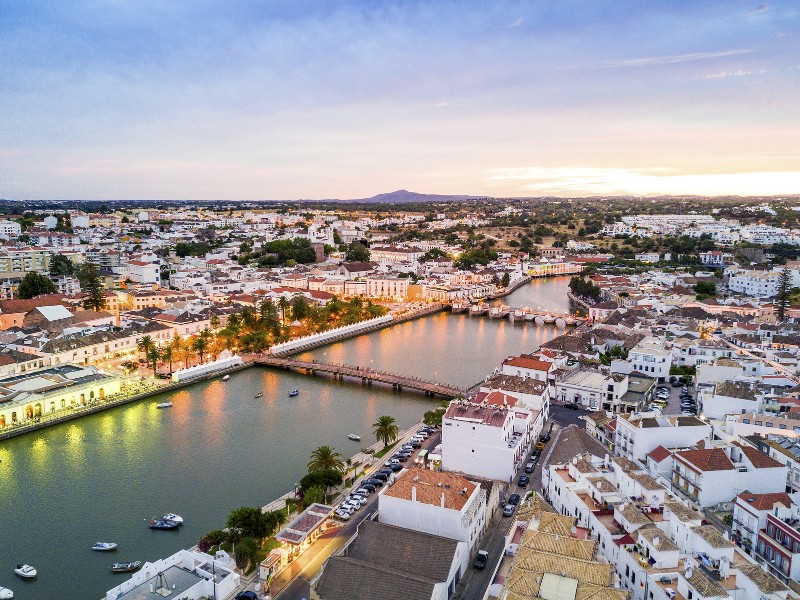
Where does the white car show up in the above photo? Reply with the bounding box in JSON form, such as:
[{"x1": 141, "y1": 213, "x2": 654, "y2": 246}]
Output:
[
  {"x1": 341, "y1": 501, "x2": 360, "y2": 511},
  {"x1": 334, "y1": 510, "x2": 351, "y2": 520},
  {"x1": 351, "y1": 494, "x2": 368, "y2": 504},
  {"x1": 356, "y1": 487, "x2": 371, "y2": 495},
  {"x1": 647, "y1": 404, "x2": 663, "y2": 412}
]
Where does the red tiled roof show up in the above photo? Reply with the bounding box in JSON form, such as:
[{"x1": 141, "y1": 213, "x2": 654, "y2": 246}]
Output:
[
  {"x1": 737, "y1": 444, "x2": 784, "y2": 469},
  {"x1": 474, "y1": 390, "x2": 518, "y2": 408},
  {"x1": 737, "y1": 492, "x2": 792, "y2": 512},
  {"x1": 503, "y1": 356, "x2": 553, "y2": 372},
  {"x1": 675, "y1": 448, "x2": 734, "y2": 472},
  {"x1": 444, "y1": 402, "x2": 508, "y2": 428},
  {"x1": 648, "y1": 445, "x2": 672, "y2": 463}
]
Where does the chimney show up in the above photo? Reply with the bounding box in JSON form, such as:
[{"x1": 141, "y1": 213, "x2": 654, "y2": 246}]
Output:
[
  {"x1": 653, "y1": 535, "x2": 660, "y2": 548},
  {"x1": 441, "y1": 493, "x2": 446, "y2": 508},
  {"x1": 412, "y1": 486, "x2": 417, "y2": 502}
]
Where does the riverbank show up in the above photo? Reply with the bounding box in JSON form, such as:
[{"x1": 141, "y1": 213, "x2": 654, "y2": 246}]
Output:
[
  {"x1": 566, "y1": 289, "x2": 594, "y2": 309},
  {"x1": 493, "y1": 274, "x2": 533, "y2": 298},
  {"x1": 0, "y1": 361, "x2": 252, "y2": 442}
]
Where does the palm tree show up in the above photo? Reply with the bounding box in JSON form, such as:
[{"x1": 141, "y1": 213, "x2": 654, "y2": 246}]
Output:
[
  {"x1": 192, "y1": 335, "x2": 209, "y2": 363},
  {"x1": 161, "y1": 345, "x2": 174, "y2": 373},
  {"x1": 278, "y1": 297, "x2": 290, "y2": 325},
  {"x1": 146, "y1": 345, "x2": 162, "y2": 375},
  {"x1": 307, "y1": 445, "x2": 345, "y2": 474},
  {"x1": 209, "y1": 313, "x2": 220, "y2": 330},
  {"x1": 373, "y1": 415, "x2": 399, "y2": 449},
  {"x1": 136, "y1": 335, "x2": 154, "y2": 360}
]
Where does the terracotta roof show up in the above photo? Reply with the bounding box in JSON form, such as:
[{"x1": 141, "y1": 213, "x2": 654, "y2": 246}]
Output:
[
  {"x1": 648, "y1": 445, "x2": 672, "y2": 463},
  {"x1": 474, "y1": 390, "x2": 518, "y2": 408},
  {"x1": 503, "y1": 356, "x2": 553, "y2": 372},
  {"x1": 736, "y1": 491, "x2": 792, "y2": 512},
  {"x1": 0, "y1": 295, "x2": 67, "y2": 315},
  {"x1": 383, "y1": 470, "x2": 477, "y2": 511},
  {"x1": 737, "y1": 444, "x2": 784, "y2": 469},
  {"x1": 675, "y1": 448, "x2": 734, "y2": 472},
  {"x1": 445, "y1": 402, "x2": 509, "y2": 428}
]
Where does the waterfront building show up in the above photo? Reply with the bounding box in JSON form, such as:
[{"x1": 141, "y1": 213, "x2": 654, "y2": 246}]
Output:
[
  {"x1": 365, "y1": 275, "x2": 409, "y2": 300},
  {"x1": 379, "y1": 469, "x2": 487, "y2": 552},
  {"x1": 105, "y1": 549, "x2": 240, "y2": 600},
  {"x1": 274, "y1": 503, "x2": 334, "y2": 561},
  {"x1": 555, "y1": 369, "x2": 636, "y2": 413},
  {"x1": 0, "y1": 364, "x2": 120, "y2": 430}
]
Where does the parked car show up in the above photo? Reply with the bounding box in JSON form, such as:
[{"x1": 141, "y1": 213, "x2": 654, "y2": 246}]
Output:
[
  {"x1": 356, "y1": 487, "x2": 372, "y2": 495},
  {"x1": 410, "y1": 440, "x2": 422, "y2": 448},
  {"x1": 474, "y1": 550, "x2": 489, "y2": 570},
  {"x1": 518, "y1": 475, "x2": 530, "y2": 487},
  {"x1": 564, "y1": 402, "x2": 580, "y2": 410},
  {"x1": 371, "y1": 472, "x2": 388, "y2": 481},
  {"x1": 365, "y1": 478, "x2": 383, "y2": 487},
  {"x1": 672, "y1": 380, "x2": 683, "y2": 387},
  {"x1": 361, "y1": 483, "x2": 377, "y2": 492},
  {"x1": 395, "y1": 455, "x2": 408, "y2": 462},
  {"x1": 503, "y1": 503, "x2": 515, "y2": 517},
  {"x1": 509, "y1": 493, "x2": 521, "y2": 505},
  {"x1": 236, "y1": 592, "x2": 259, "y2": 600},
  {"x1": 377, "y1": 468, "x2": 393, "y2": 476},
  {"x1": 646, "y1": 404, "x2": 663, "y2": 412},
  {"x1": 389, "y1": 463, "x2": 403, "y2": 472},
  {"x1": 524, "y1": 461, "x2": 536, "y2": 473},
  {"x1": 334, "y1": 510, "x2": 351, "y2": 521},
  {"x1": 531, "y1": 449, "x2": 541, "y2": 458}
]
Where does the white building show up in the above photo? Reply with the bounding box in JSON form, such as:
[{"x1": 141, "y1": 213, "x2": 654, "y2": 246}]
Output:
[
  {"x1": 379, "y1": 469, "x2": 487, "y2": 552},
  {"x1": 614, "y1": 413, "x2": 710, "y2": 462},
  {"x1": 555, "y1": 369, "x2": 630, "y2": 413},
  {"x1": 728, "y1": 270, "x2": 780, "y2": 298},
  {"x1": 629, "y1": 336, "x2": 672, "y2": 382},
  {"x1": 732, "y1": 491, "x2": 793, "y2": 555},
  {"x1": 441, "y1": 396, "x2": 536, "y2": 482},
  {"x1": 0, "y1": 220, "x2": 22, "y2": 239}
]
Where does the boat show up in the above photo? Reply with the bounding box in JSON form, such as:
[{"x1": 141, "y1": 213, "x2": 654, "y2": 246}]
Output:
[
  {"x1": 254, "y1": 392, "x2": 263, "y2": 398},
  {"x1": 13, "y1": 565, "x2": 36, "y2": 579},
  {"x1": 0, "y1": 585, "x2": 13, "y2": 599},
  {"x1": 288, "y1": 389, "x2": 299, "y2": 397},
  {"x1": 111, "y1": 561, "x2": 142, "y2": 574},
  {"x1": 156, "y1": 402, "x2": 172, "y2": 409},
  {"x1": 348, "y1": 434, "x2": 361, "y2": 441},
  {"x1": 92, "y1": 542, "x2": 118, "y2": 551},
  {"x1": 162, "y1": 513, "x2": 184, "y2": 524},
  {"x1": 222, "y1": 374, "x2": 230, "y2": 381},
  {"x1": 148, "y1": 519, "x2": 180, "y2": 530}
]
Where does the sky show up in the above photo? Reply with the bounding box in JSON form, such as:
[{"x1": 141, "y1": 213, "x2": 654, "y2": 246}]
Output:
[{"x1": 1, "y1": 0, "x2": 799, "y2": 200}]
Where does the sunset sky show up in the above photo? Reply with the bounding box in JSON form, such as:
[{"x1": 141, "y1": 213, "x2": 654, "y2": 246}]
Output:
[{"x1": 1, "y1": 1, "x2": 798, "y2": 200}]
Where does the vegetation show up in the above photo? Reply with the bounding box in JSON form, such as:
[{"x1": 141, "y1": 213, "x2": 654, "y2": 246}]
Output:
[
  {"x1": 453, "y1": 248, "x2": 498, "y2": 269},
  {"x1": 48, "y1": 254, "x2": 76, "y2": 277},
  {"x1": 307, "y1": 445, "x2": 346, "y2": 474},
  {"x1": 694, "y1": 280, "x2": 717, "y2": 301},
  {"x1": 423, "y1": 401, "x2": 449, "y2": 427},
  {"x1": 237, "y1": 238, "x2": 318, "y2": 266},
  {"x1": 776, "y1": 267, "x2": 791, "y2": 321},
  {"x1": 77, "y1": 262, "x2": 107, "y2": 311},
  {"x1": 345, "y1": 241, "x2": 371, "y2": 262},
  {"x1": 599, "y1": 345, "x2": 629, "y2": 366},
  {"x1": 568, "y1": 276, "x2": 601, "y2": 300},
  {"x1": 17, "y1": 272, "x2": 57, "y2": 299},
  {"x1": 373, "y1": 415, "x2": 399, "y2": 449}
]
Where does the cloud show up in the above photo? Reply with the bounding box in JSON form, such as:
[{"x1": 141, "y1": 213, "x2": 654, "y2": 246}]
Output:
[
  {"x1": 562, "y1": 49, "x2": 754, "y2": 70},
  {"x1": 746, "y1": 3, "x2": 769, "y2": 16},
  {"x1": 434, "y1": 101, "x2": 453, "y2": 108},
  {"x1": 697, "y1": 69, "x2": 768, "y2": 79},
  {"x1": 509, "y1": 18, "x2": 523, "y2": 28}
]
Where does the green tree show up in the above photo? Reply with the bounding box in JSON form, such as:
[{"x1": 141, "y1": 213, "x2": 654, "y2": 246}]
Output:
[
  {"x1": 77, "y1": 262, "x2": 107, "y2": 310},
  {"x1": 227, "y1": 506, "x2": 272, "y2": 540},
  {"x1": 694, "y1": 281, "x2": 717, "y2": 297},
  {"x1": 500, "y1": 272, "x2": 511, "y2": 287},
  {"x1": 17, "y1": 272, "x2": 57, "y2": 299},
  {"x1": 299, "y1": 469, "x2": 344, "y2": 497},
  {"x1": 346, "y1": 242, "x2": 371, "y2": 262},
  {"x1": 192, "y1": 332, "x2": 210, "y2": 363},
  {"x1": 303, "y1": 485, "x2": 326, "y2": 508},
  {"x1": 307, "y1": 445, "x2": 345, "y2": 474},
  {"x1": 278, "y1": 297, "x2": 291, "y2": 325},
  {"x1": 423, "y1": 402, "x2": 448, "y2": 427},
  {"x1": 161, "y1": 344, "x2": 175, "y2": 373},
  {"x1": 233, "y1": 536, "x2": 258, "y2": 570},
  {"x1": 373, "y1": 415, "x2": 399, "y2": 449},
  {"x1": 136, "y1": 335, "x2": 154, "y2": 363},
  {"x1": 48, "y1": 254, "x2": 75, "y2": 277},
  {"x1": 777, "y1": 267, "x2": 791, "y2": 321},
  {"x1": 146, "y1": 345, "x2": 162, "y2": 375}
]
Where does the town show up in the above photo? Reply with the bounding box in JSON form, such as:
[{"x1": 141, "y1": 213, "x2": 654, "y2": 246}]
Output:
[{"x1": 2, "y1": 196, "x2": 800, "y2": 600}]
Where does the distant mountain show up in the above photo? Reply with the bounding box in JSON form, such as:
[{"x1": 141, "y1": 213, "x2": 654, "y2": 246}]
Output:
[{"x1": 354, "y1": 189, "x2": 485, "y2": 203}]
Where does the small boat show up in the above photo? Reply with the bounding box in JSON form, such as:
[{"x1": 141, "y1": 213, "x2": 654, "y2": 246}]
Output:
[
  {"x1": 13, "y1": 565, "x2": 36, "y2": 579},
  {"x1": 162, "y1": 513, "x2": 184, "y2": 524},
  {"x1": 156, "y1": 402, "x2": 172, "y2": 409},
  {"x1": 148, "y1": 519, "x2": 180, "y2": 530},
  {"x1": 0, "y1": 586, "x2": 13, "y2": 599},
  {"x1": 92, "y1": 542, "x2": 118, "y2": 552},
  {"x1": 111, "y1": 561, "x2": 142, "y2": 574},
  {"x1": 288, "y1": 389, "x2": 299, "y2": 397},
  {"x1": 348, "y1": 434, "x2": 361, "y2": 441},
  {"x1": 222, "y1": 374, "x2": 230, "y2": 381},
  {"x1": 254, "y1": 392, "x2": 263, "y2": 398}
]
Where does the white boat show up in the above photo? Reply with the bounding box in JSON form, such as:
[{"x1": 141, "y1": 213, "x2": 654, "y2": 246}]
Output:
[
  {"x1": 162, "y1": 513, "x2": 184, "y2": 524},
  {"x1": 13, "y1": 565, "x2": 36, "y2": 579},
  {"x1": 0, "y1": 585, "x2": 13, "y2": 599},
  {"x1": 348, "y1": 434, "x2": 361, "y2": 441},
  {"x1": 156, "y1": 402, "x2": 172, "y2": 409},
  {"x1": 92, "y1": 542, "x2": 118, "y2": 551},
  {"x1": 222, "y1": 374, "x2": 230, "y2": 381}
]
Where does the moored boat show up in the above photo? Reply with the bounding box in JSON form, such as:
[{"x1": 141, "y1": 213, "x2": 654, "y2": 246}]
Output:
[
  {"x1": 162, "y1": 513, "x2": 184, "y2": 524},
  {"x1": 111, "y1": 561, "x2": 142, "y2": 574},
  {"x1": 148, "y1": 519, "x2": 180, "y2": 530},
  {"x1": 156, "y1": 402, "x2": 172, "y2": 408},
  {"x1": 92, "y1": 542, "x2": 118, "y2": 551},
  {"x1": 13, "y1": 565, "x2": 36, "y2": 579},
  {"x1": 222, "y1": 374, "x2": 230, "y2": 381},
  {"x1": 254, "y1": 392, "x2": 263, "y2": 398},
  {"x1": 288, "y1": 389, "x2": 299, "y2": 397},
  {"x1": 348, "y1": 434, "x2": 361, "y2": 441},
  {"x1": 0, "y1": 585, "x2": 13, "y2": 599}
]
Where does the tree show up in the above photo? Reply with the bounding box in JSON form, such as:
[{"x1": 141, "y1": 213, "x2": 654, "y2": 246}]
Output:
[
  {"x1": 777, "y1": 267, "x2": 791, "y2": 321},
  {"x1": 146, "y1": 345, "x2": 162, "y2": 375},
  {"x1": 346, "y1": 242, "x2": 371, "y2": 262},
  {"x1": 278, "y1": 297, "x2": 291, "y2": 325},
  {"x1": 303, "y1": 485, "x2": 326, "y2": 508},
  {"x1": 299, "y1": 469, "x2": 343, "y2": 496},
  {"x1": 49, "y1": 254, "x2": 75, "y2": 277},
  {"x1": 78, "y1": 262, "x2": 107, "y2": 311},
  {"x1": 500, "y1": 272, "x2": 511, "y2": 287},
  {"x1": 17, "y1": 272, "x2": 57, "y2": 299},
  {"x1": 423, "y1": 403, "x2": 448, "y2": 427},
  {"x1": 161, "y1": 344, "x2": 175, "y2": 373},
  {"x1": 694, "y1": 281, "x2": 717, "y2": 298},
  {"x1": 227, "y1": 506, "x2": 272, "y2": 540},
  {"x1": 233, "y1": 536, "x2": 258, "y2": 570},
  {"x1": 307, "y1": 445, "x2": 345, "y2": 474},
  {"x1": 136, "y1": 335, "x2": 154, "y2": 361},
  {"x1": 373, "y1": 415, "x2": 399, "y2": 449},
  {"x1": 192, "y1": 330, "x2": 211, "y2": 363}
]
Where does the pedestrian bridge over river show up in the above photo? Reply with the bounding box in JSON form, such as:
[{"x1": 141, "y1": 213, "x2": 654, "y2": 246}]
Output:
[{"x1": 245, "y1": 354, "x2": 466, "y2": 398}]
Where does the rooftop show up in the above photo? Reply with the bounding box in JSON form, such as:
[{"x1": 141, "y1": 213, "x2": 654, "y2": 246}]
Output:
[
  {"x1": 383, "y1": 470, "x2": 477, "y2": 511},
  {"x1": 114, "y1": 565, "x2": 203, "y2": 600}
]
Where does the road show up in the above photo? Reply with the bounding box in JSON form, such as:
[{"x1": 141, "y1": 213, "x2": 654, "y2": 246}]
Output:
[{"x1": 271, "y1": 427, "x2": 442, "y2": 600}]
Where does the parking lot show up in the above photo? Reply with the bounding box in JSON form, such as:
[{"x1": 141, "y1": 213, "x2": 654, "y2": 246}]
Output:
[{"x1": 654, "y1": 380, "x2": 696, "y2": 417}]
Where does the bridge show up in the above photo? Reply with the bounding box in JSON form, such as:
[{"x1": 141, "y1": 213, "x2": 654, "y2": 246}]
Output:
[
  {"x1": 246, "y1": 354, "x2": 466, "y2": 398},
  {"x1": 450, "y1": 302, "x2": 586, "y2": 325}
]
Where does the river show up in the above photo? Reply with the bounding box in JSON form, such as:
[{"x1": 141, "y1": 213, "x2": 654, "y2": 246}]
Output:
[{"x1": 0, "y1": 277, "x2": 573, "y2": 600}]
